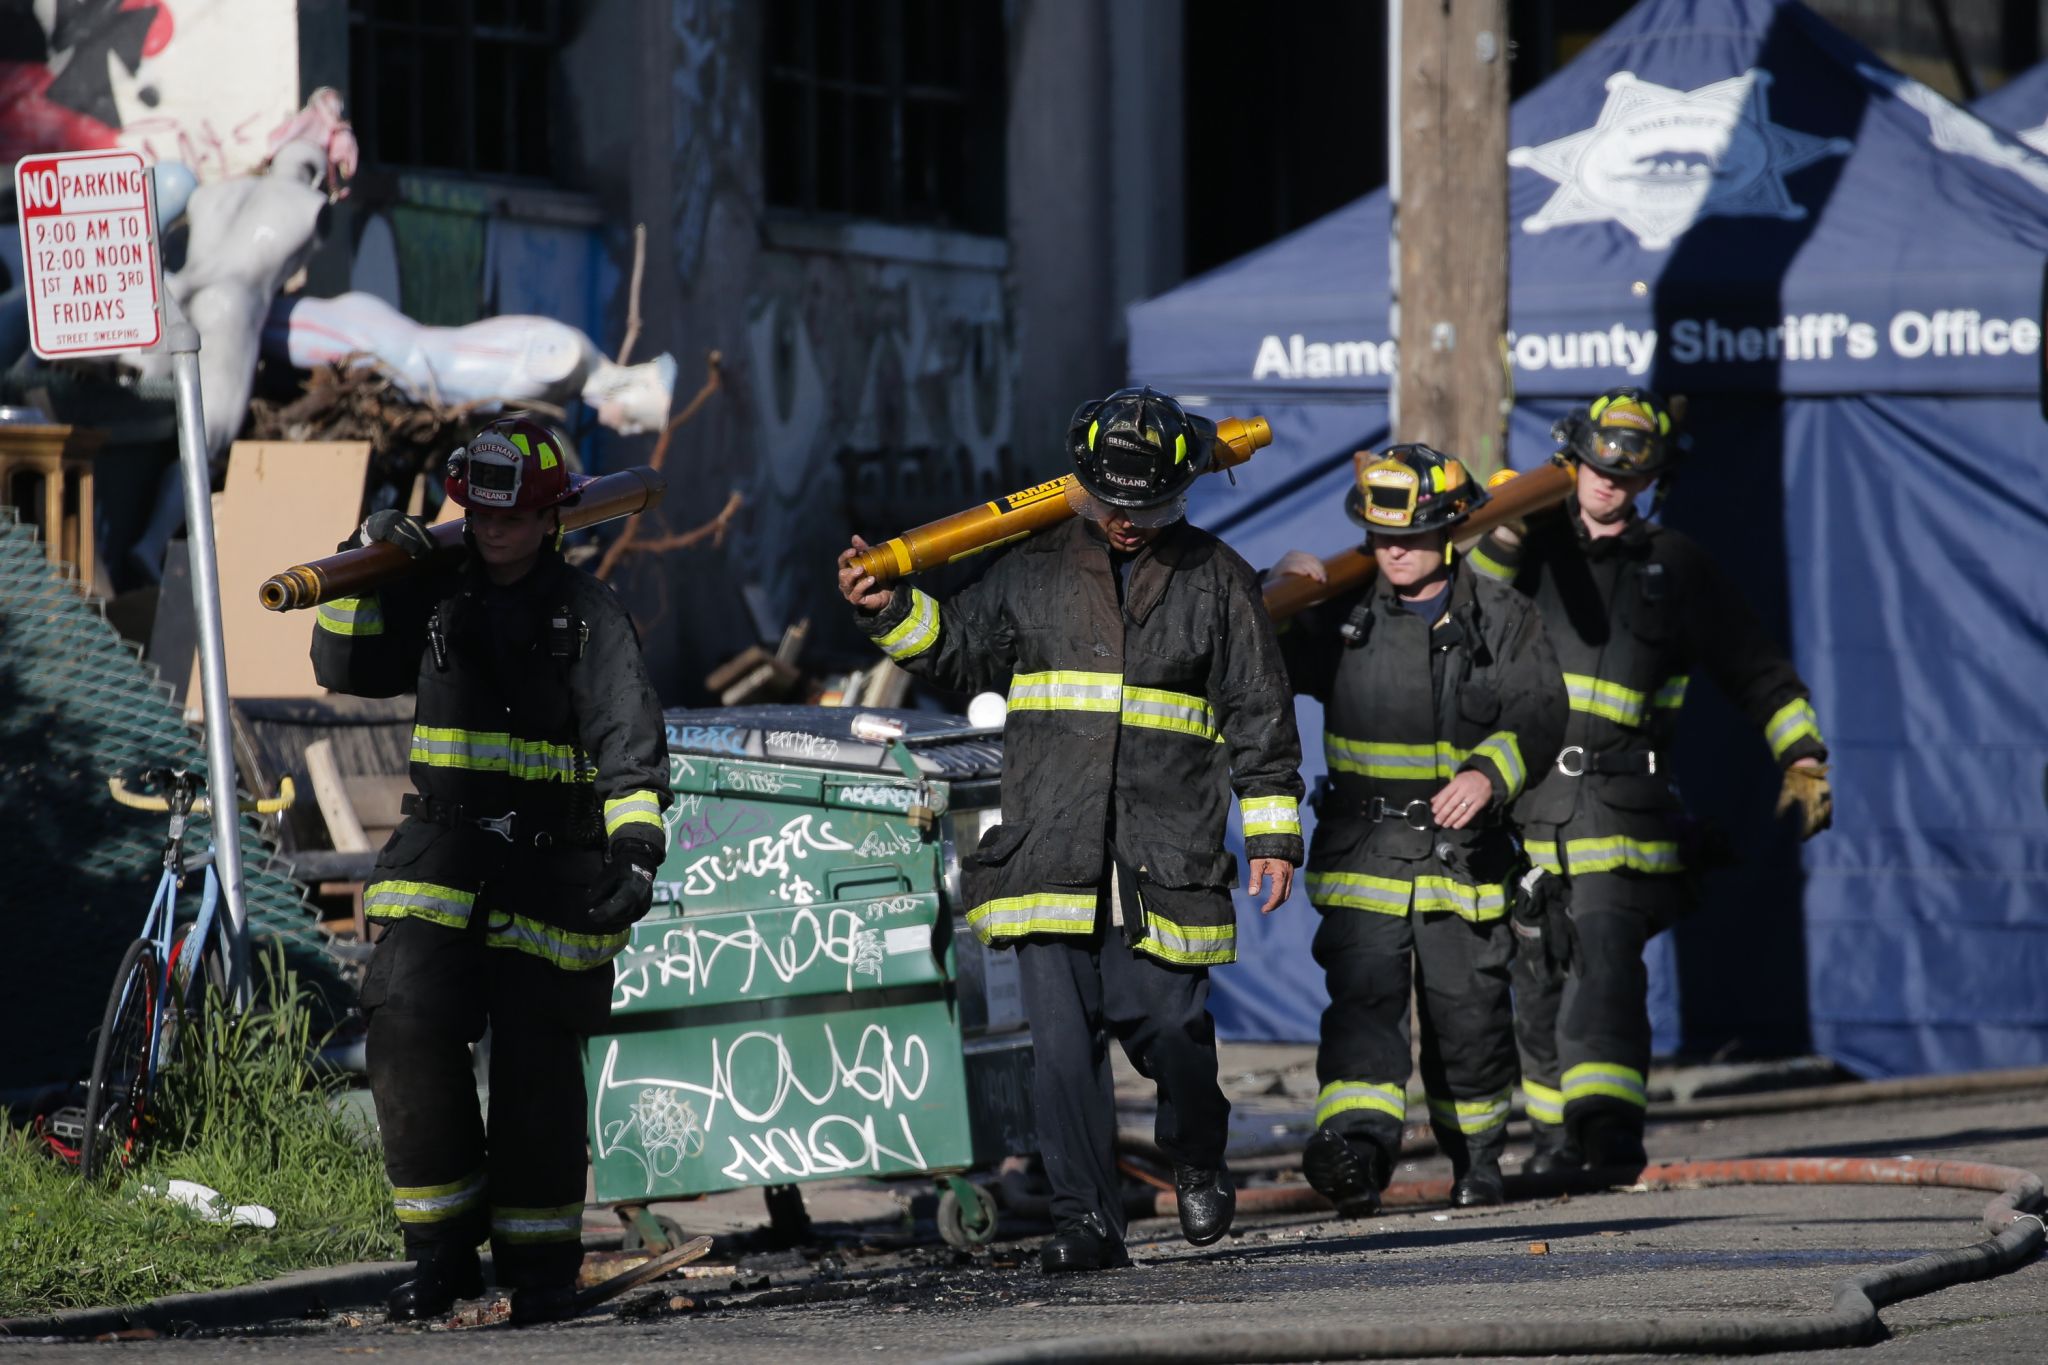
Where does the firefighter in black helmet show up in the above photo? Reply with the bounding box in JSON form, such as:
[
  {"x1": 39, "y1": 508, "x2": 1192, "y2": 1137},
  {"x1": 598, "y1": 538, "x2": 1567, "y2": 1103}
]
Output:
[
  {"x1": 838, "y1": 386, "x2": 1306, "y2": 1273},
  {"x1": 313, "y1": 417, "x2": 671, "y2": 1326},
  {"x1": 1269, "y1": 444, "x2": 1565, "y2": 1211},
  {"x1": 1473, "y1": 387, "x2": 1831, "y2": 1177}
]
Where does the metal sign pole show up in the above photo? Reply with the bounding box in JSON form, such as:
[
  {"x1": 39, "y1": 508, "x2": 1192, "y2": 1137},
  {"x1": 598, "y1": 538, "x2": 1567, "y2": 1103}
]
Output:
[{"x1": 157, "y1": 209, "x2": 249, "y2": 1004}]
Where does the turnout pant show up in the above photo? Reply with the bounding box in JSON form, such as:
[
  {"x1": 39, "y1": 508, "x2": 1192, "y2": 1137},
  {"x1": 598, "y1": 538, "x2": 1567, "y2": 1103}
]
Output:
[
  {"x1": 1312, "y1": 908, "x2": 1517, "y2": 1177},
  {"x1": 1512, "y1": 869, "x2": 1688, "y2": 1156},
  {"x1": 361, "y1": 916, "x2": 612, "y2": 1289},
  {"x1": 1014, "y1": 917, "x2": 1229, "y2": 1242}
]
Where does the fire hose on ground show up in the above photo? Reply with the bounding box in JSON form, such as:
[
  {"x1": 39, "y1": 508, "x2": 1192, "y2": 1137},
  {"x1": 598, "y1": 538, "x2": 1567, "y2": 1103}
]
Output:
[{"x1": 961, "y1": 1155, "x2": 2044, "y2": 1363}]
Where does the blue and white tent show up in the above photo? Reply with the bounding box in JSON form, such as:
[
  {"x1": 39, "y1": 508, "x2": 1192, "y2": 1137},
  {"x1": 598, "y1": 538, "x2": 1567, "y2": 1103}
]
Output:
[
  {"x1": 1974, "y1": 61, "x2": 2048, "y2": 149},
  {"x1": 1131, "y1": 0, "x2": 2048, "y2": 1078}
]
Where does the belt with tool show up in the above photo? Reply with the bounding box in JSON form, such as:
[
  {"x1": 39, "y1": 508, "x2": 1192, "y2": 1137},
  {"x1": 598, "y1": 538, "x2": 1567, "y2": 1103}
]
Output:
[
  {"x1": 1359, "y1": 795, "x2": 1504, "y2": 830},
  {"x1": 400, "y1": 793, "x2": 599, "y2": 848},
  {"x1": 1553, "y1": 746, "x2": 1661, "y2": 777}
]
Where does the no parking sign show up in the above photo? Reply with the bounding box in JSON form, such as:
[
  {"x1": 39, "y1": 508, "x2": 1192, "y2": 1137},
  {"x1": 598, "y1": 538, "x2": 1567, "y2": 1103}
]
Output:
[{"x1": 14, "y1": 147, "x2": 162, "y2": 358}]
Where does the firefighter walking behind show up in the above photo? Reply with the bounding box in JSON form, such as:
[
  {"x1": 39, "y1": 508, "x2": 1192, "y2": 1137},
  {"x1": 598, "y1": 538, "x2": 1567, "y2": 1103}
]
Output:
[
  {"x1": 1472, "y1": 388, "x2": 1832, "y2": 1174},
  {"x1": 312, "y1": 417, "x2": 671, "y2": 1324},
  {"x1": 838, "y1": 387, "x2": 1305, "y2": 1272},
  {"x1": 1269, "y1": 446, "x2": 1565, "y2": 1211}
]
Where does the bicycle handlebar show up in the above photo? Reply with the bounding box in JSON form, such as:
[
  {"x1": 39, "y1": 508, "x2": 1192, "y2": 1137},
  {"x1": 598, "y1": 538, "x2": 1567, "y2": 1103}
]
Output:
[{"x1": 107, "y1": 775, "x2": 296, "y2": 816}]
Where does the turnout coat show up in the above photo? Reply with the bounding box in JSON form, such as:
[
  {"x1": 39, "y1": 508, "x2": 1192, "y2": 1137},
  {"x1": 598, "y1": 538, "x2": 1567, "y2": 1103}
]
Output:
[
  {"x1": 1281, "y1": 561, "x2": 1566, "y2": 920},
  {"x1": 858, "y1": 516, "x2": 1305, "y2": 966},
  {"x1": 311, "y1": 547, "x2": 671, "y2": 970},
  {"x1": 1472, "y1": 504, "x2": 1827, "y2": 878}
]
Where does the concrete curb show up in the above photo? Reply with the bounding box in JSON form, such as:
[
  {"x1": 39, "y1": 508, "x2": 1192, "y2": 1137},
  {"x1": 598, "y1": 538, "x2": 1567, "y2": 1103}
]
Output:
[{"x1": 0, "y1": 1259, "x2": 417, "y2": 1340}]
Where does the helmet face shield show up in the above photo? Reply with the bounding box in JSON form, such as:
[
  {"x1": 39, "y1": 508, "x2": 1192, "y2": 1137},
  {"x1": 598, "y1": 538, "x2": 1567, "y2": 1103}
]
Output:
[
  {"x1": 1065, "y1": 482, "x2": 1186, "y2": 530},
  {"x1": 1069, "y1": 386, "x2": 1208, "y2": 511},
  {"x1": 1593, "y1": 428, "x2": 1658, "y2": 471}
]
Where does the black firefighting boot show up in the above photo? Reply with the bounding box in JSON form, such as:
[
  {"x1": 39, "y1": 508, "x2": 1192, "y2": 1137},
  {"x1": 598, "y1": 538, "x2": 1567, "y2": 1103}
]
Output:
[
  {"x1": 509, "y1": 1284, "x2": 582, "y2": 1326},
  {"x1": 1450, "y1": 1161, "x2": 1506, "y2": 1207},
  {"x1": 1174, "y1": 1164, "x2": 1236, "y2": 1246},
  {"x1": 1301, "y1": 1126, "x2": 1391, "y2": 1219},
  {"x1": 386, "y1": 1246, "x2": 484, "y2": 1322},
  {"x1": 1579, "y1": 1112, "x2": 1648, "y2": 1178},
  {"x1": 1525, "y1": 1122, "x2": 1584, "y2": 1178},
  {"x1": 1447, "y1": 1122, "x2": 1508, "y2": 1207},
  {"x1": 1039, "y1": 1213, "x2": 1131, "y2": 1273}
]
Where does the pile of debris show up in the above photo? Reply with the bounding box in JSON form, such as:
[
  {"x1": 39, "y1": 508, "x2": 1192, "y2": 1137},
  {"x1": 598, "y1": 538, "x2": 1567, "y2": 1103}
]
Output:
[{"x1": 248, "y1": 360, "x2": 563, "y2": 512}]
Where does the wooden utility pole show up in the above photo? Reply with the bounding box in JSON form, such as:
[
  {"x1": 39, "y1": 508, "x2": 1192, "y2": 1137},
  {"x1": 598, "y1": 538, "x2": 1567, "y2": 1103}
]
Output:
[{"x1": 1391, "y1": 0, "x2": 1511, "y2": 476}]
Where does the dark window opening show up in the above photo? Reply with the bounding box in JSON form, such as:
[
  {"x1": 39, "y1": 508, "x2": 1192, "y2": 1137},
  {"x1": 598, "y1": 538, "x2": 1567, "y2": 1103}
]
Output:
[
  {"x1": 764, "y1": 0, "x2": 1006, "y2": 235},
  {"x1": 348, "y1": 0, "x2": 565, "y2": 179}
]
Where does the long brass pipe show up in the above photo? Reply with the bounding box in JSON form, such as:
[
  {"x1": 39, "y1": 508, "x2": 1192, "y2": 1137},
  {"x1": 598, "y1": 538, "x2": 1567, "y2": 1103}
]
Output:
[
  {"x1": 1262, "y1": 460, "x2": 1573, "y2": 620},
  {"x1": 850, "y1": 416, "x2": 1272, "y2": 585},
  {"x1": 257, "y1": 466, "x2": 666, "y2": 611}
]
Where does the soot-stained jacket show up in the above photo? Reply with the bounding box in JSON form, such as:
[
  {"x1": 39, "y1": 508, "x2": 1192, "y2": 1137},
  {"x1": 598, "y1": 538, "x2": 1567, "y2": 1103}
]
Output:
[
  {"x1": 857, "y1": 515, "x2": 1305, "y2": 967},
  {"x1": 1471, "y1": 503, "x2": 1827, "y2": 878},
  {"x1": 1280, "y1": 560, "x2": 1565, "y2": 922},
  {"x1": 310, "y1": 546, "x2": 671, "y2": 970}
]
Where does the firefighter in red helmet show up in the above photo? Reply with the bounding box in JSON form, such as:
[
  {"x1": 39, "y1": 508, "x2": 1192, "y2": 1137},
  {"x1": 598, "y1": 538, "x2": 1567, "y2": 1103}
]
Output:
[{"x1": 313, "y1": 416, "x2": 671, "y2": 1325}]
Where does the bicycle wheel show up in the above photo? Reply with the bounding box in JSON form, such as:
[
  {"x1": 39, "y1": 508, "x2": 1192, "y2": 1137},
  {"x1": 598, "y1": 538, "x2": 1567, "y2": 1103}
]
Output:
[
  {"x1": 158, "y1": 925, "x2": 227, "y2": 1071},
  {"x1": 80, "y1": 938, "x2": 159, "y2": 1181}
]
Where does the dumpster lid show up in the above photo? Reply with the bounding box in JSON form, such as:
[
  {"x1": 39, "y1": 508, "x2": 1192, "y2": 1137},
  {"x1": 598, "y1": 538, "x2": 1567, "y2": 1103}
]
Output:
[{"x1": 663, "y1": 705, "x2": 1004, "y2": 782}]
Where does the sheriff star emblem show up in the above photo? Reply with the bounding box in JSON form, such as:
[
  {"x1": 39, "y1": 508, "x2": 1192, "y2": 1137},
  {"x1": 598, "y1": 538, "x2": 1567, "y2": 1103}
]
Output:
[{"x1": 1509, "y1": 69, "x2": 1850, "y2": 250}]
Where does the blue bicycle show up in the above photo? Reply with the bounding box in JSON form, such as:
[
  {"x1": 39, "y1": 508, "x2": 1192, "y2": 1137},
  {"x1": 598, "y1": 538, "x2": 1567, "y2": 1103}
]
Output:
[{"x1": 79, "y1": 768, "x2": 295, "y2": 1180}]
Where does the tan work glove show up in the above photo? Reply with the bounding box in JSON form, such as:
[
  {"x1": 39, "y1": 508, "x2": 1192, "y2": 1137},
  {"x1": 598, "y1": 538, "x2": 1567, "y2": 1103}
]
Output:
[{"x1": 1776, "y1": 761, "x2": 1833, "y2": 840}]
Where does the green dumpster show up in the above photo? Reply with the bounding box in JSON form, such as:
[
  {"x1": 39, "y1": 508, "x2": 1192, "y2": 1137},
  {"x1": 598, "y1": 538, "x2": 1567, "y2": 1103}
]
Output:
[{"x1": 586, "y1": 705, "x2": 1033, "y2": 1247}]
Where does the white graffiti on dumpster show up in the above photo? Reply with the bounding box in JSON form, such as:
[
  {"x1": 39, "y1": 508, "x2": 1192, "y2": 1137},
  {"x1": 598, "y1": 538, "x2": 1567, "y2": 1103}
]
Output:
[
  {"x1": 613, "y1": 904, "x2": 897, "y2": 1006},
  {"x1": 593, "y1": 1021, "x2": 935, "y2": 1190},
  {"x1": 676, "y1": 812, "x2": 851, "y2": 897}
]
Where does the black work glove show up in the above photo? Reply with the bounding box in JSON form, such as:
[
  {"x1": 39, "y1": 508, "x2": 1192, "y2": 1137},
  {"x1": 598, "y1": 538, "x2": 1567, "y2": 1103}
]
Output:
[
  {"x1": 342, "y1": 509, "x2": 438, "y2": 559},
  {"x1": 1510, "y1": 866, "x2": 1574, "y2": 982},
  {"x1": 587, "y1": 841, "x2": 662, "y2": 931}
]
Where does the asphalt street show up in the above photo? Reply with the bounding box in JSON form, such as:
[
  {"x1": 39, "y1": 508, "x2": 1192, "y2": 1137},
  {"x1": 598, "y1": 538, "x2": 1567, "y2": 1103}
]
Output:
[{"x1": 5, "y1": 1080, "x2": 2045, "y2": 1363}]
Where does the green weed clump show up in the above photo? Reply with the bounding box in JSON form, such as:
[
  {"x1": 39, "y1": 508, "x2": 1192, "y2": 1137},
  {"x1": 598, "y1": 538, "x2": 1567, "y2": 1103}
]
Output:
[{"x1": 0, "y1": 949, "x2": 398, "y2": 1318}]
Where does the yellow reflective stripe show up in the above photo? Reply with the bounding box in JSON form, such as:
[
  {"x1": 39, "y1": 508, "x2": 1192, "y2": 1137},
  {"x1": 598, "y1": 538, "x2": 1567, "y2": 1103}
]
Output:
[
  {"x1": 1412, "y1": 876, "x2": 1508, "y2": 923},
  {"x1": 1137, "y1": 912, "x2": 1235, "y2": 966},
  {"x1": 1654, "y1": 675, "x2": 1690, "y2": 710},
  {"x1": 1563, "y1": 673, "x2": 1649, "y2": 727},
  {"x1": 1468, "y1": 730, "x2": 1526, "y2": 799},
  {"x1": 490, "y1": 1202, "x2": 584, "y2": 1244},
  {"x1": 1468, "y1": 544, "x2": 1514, "y2": 583},
  {"x1": 392, "y1": 1169, "x2": 485, "y2": 1224},
  {"x1": 484, "y1": 913, "x2": 629, "y2": 971},
  {"x1": 1522, "y1": 1081, "x2": 1565, "y2": 1126},
  {"x1": 1534, "y1": 834, "x2": 1683, "y2": 876},
  {"x1": 364, "y1": 879, "x2": 476, "y2": 928},
  {"x1": 604, "y1": 790, "x2": 666, "y2": 842},
  {"x1": 315, "y1": 595, "x2": 384, "y2": 637},
  {"x1": 1316, "y1": 1080, "x2": 1406, "y2": 1127},
  {"x1": 1765, "y1": 697, "x2": 1824, "y2": 760},
  {"x1": 409, "y1": 726, "x2": 593, "y2": 783},
  {"x1": 1306, "y1": 870, "x2": 1412, "y2": 916},
  {"x1": 1427, "y1": 1088, "x2": 1513, "y2": 1135},
  {"x1": 967, "y1": 892, "x2": 1098, "y2": 940},
  {"x1": 1563, "y1": 1061, "x2": 1648, "y2": 1108},
  {"x1": 876, "y1": 589, "x2": 941, "y2": 661},
  {"x1": 1121, "y1": 685, "x2": 1220, "y2": 741},
  {"x1": 1325, "y1": 735, "x2": 1461, "y2": 781},
  {"x1": 1008, "y1": 670, "x2": 1123, "y2": 712},
  {"x1": 1240, "y1": 794, "x2": 1302, "y2": 838}
]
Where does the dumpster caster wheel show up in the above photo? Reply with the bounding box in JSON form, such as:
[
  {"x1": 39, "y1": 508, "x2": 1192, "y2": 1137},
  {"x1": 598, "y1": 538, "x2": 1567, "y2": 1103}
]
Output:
[
  {"x1": 937, "y1": 1178, "x2": 999, "y2": 1250},
  {"x1": 621, "y1": 1210, "x2": 687, "y2": 1254},
  {"x1": 763, "y1": 1184, "x2": 812, "y2": 1246}
]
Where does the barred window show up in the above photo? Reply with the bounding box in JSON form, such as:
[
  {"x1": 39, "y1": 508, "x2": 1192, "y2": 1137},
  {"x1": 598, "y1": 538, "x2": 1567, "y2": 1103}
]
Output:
[
  {"x1": 348, "y1": 0, "x2": 563, "y2": 178},
  {"x1": 765, "y1": 0, "x2": 1006, "y2": 235}
]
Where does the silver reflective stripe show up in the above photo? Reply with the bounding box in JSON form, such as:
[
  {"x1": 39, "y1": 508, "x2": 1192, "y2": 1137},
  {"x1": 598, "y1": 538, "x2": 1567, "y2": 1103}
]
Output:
[
  {"x1": 392, "y1": 1170, "x2": 486, "y2": 1224},
  {"x1": 876, "y1": 589, "x2": 941, "y2": 661},
  {"x1": 1316, "y1": 1080, "x2": 1406, "y2": 1125},
  {"x1": 485, "y1": 914, "x2": 629, "y2": 970},
  {"x1": 1241, "y1": 795, "x2": 1301, "y2": 838},
  {"x1": 1008, "y1": 671, "x2": 1123, "y2": 712},
  {"x1": 1120, "y1": 686, "x2": 1219, "y2": 740},
  {"x1": 967, "y1": 893, "x2": 1098, "y2": 937},
  {"x1": 1427, "y1": 1089, "x2": 1513, "y2": 1134}
]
